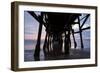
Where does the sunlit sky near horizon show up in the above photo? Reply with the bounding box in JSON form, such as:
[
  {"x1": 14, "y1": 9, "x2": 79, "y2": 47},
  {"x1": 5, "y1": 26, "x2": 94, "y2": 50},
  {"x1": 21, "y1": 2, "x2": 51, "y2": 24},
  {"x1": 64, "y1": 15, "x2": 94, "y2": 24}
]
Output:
[{"x1": 24, "y1": 11, "x2": 90, "y2": 40}]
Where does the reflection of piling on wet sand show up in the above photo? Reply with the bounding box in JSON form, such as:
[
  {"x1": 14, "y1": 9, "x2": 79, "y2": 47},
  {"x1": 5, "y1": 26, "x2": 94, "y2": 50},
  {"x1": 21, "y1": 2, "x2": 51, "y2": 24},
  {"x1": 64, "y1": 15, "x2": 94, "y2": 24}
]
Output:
[
  {"x1": 28, "y1": 11, "x2": 90, "y2": 61},
  {"x1": 24, "y1": 49, "x2": 90, "y2": 61}
]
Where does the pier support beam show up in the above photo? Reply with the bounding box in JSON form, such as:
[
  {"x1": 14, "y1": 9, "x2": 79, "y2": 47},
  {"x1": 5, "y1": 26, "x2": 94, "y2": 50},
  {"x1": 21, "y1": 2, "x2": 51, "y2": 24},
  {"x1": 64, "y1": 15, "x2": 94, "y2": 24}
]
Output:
[
  {"x1": 78, "y1": 17, "x2": 84, "y2": 49},
  {"x1": 34, "y1": 13, "x2": 43, "y2": 61},
  {"x1": 64, "y1": 30, "x2": 70, "y2": 55}
]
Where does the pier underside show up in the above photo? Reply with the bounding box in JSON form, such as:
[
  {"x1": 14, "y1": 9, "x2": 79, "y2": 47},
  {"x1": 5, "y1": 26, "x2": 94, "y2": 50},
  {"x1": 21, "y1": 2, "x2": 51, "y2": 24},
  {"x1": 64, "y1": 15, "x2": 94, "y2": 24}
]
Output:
[{"x1": 25, "y1": 11, "x2": 90, "y2": 61}]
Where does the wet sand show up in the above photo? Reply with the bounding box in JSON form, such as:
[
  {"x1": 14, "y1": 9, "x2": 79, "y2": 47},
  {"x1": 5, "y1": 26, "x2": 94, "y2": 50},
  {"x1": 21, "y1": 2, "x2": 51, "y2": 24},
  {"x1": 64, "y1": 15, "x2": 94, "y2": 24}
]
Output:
[{"x1": 24, "y1": 49, "x2": 90, "y2": 62}]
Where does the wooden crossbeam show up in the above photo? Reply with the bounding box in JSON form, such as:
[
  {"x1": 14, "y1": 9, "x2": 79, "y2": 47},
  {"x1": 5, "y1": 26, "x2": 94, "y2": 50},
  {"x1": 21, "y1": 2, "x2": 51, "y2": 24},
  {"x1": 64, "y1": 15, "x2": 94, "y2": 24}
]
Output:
[
  {"x1": 74, "y1": 26, "x2": 90, "y2": 33},
  {"x1": 28, "y1": 11, "x2": 40, "y2": 22},
  {"x1": 80, "y1": 14, "x2": 90, "y2": 28}
]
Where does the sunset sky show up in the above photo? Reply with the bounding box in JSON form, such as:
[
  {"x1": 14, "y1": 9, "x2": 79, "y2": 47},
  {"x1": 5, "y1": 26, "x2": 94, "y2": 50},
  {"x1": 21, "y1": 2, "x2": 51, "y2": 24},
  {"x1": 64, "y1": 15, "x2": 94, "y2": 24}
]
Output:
[
  {"x1": 24, "y1": 11, "x2": 46, "y2": 40},
  {"x1": 24, "y1": 11, "x2": 90, "y2": 40}
]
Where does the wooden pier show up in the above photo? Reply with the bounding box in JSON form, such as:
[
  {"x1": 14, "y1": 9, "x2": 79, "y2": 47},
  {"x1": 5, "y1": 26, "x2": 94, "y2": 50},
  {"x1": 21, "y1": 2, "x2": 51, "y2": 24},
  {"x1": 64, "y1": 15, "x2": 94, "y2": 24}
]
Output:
[{"x1": 28, "y1": 11, "x2": 90, "y2": 61}]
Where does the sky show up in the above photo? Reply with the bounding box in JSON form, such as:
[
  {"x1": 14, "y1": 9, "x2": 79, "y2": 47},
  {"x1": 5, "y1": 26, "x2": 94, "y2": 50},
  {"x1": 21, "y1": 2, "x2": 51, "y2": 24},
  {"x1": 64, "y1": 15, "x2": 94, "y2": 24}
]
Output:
[
  {"x1": 24, "y1": 11, "x2": 90, "y2": 40},
  {"x1": 24, "y1": 11, "x2": 46, "y2": 40}
]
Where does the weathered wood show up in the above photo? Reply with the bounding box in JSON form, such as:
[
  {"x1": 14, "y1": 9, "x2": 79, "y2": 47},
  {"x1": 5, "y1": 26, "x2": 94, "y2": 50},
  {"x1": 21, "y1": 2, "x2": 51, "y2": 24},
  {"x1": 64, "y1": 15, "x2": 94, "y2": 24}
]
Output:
[
  {"x1": 74, "y1": 26, "x2": 90, "y2": 33},
  {"x1": 78, "y1": 17, "x2": 84, "y2": 49},
  {"x1": 43, "y1": 32, "x2": 48, "y2": 57},
  {"x1": 34, "y1": 13, "x2": 43, "y2": 61},
  {"x1": 28, "y1": 11, "x2": 40, "y2": 22},
  {"x1": 71, "y1": 28, "x2": 77, "y2": 48},
  {"x1": 64, "y1": 31, "x2": 70, "y2": 55}
]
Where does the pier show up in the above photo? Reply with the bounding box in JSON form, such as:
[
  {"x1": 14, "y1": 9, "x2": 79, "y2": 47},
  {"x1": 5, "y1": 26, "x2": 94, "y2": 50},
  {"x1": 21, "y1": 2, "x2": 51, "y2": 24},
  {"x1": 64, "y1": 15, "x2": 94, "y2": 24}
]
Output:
[{"x1": 27, "y1": 11, "x2": 90, "y2": 61}]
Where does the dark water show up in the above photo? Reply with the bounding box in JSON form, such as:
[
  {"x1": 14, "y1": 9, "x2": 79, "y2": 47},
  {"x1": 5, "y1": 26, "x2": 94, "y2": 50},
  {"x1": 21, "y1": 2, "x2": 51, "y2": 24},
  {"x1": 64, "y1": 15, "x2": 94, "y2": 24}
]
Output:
[
  {"x1": 24, "y1": 39, "x2": 90, "y2": 51},
  {"x1": 24, "y1": 39, "x2": 90, "y2": 61}
]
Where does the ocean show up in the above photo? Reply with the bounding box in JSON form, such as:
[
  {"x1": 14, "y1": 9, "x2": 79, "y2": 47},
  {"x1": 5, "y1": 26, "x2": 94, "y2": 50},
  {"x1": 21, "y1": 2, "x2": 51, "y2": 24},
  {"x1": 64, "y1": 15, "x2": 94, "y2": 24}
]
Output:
[
  {"x1": 24, "y1": 39, "x2": 90, "y2": 51},
  {"x1": 24, "y1": 39, "x2": 90, "y2": 61}
]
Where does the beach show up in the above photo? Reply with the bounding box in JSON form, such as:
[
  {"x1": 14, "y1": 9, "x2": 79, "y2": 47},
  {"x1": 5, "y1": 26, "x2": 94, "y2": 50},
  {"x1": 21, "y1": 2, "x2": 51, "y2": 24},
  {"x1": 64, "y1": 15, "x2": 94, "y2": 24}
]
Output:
[{"x1": 24, "y1": 39, "x2": 90, "y2": 61}]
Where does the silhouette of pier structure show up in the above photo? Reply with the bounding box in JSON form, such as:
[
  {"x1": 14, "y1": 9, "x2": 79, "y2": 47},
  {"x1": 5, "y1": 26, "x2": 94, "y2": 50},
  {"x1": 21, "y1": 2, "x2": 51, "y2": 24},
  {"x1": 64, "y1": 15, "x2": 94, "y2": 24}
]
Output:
[{"x1": 28, "y1": 11, "x2": 90, "y2": 61}]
